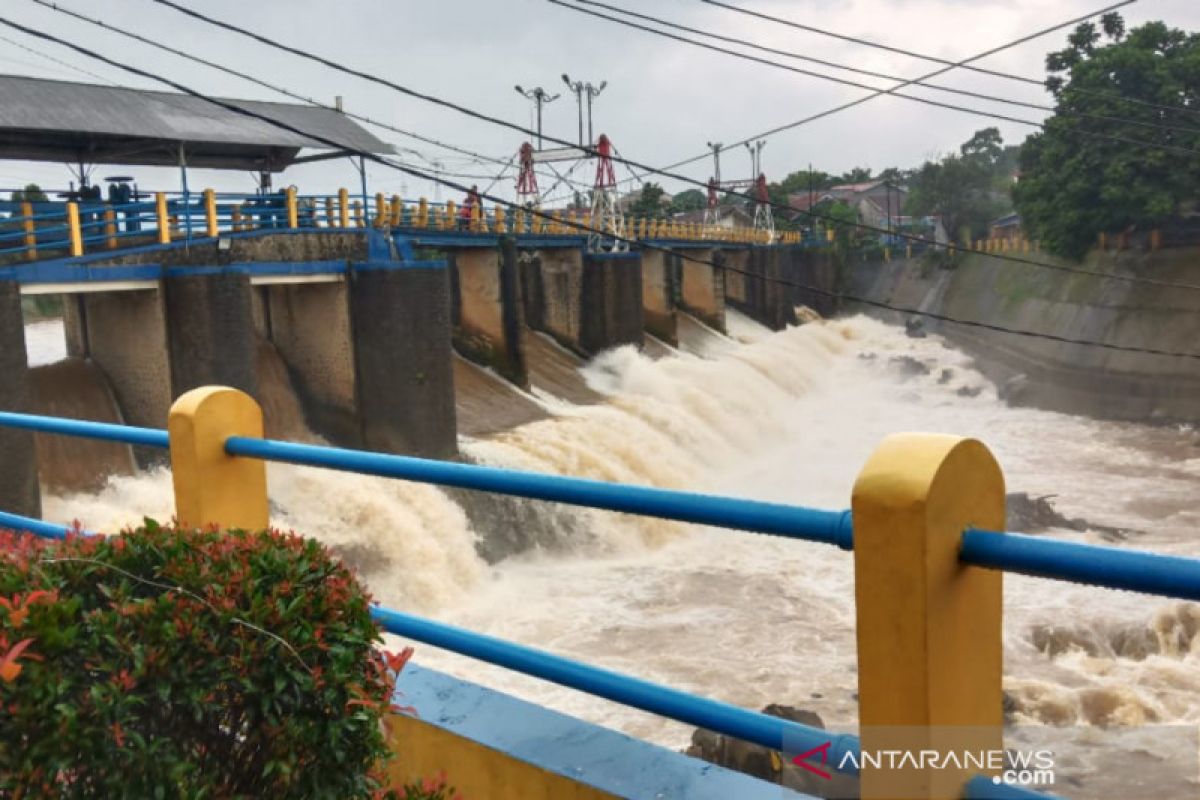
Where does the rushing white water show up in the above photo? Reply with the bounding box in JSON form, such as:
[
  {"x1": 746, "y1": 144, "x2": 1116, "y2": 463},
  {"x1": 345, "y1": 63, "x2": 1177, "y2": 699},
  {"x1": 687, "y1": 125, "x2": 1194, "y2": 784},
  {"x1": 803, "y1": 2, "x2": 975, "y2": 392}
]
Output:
[{"x1": 25, "y1": 311, "x2": 1200, "y2": 794}]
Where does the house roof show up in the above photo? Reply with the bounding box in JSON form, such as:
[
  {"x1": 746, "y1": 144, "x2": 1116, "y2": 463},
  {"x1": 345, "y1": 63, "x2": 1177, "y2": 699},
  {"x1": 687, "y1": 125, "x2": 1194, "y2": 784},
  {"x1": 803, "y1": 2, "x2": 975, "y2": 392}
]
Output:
[{"x1": 0, "y1": 74, "x2": 393, "y2": 171}]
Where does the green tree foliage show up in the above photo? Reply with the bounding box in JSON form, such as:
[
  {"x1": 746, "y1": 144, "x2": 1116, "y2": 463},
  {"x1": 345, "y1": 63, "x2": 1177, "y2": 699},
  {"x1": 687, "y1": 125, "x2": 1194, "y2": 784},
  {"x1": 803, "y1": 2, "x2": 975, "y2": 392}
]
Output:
[
  {"x1": 627, "y1": 182, "x2": 667, "y2": 217},
  {"x1": 668, "y1": 188, "x2": 706, "y2": 213},
  {"x1": 839, "y1": 166, "x2": 874, "y2": 183},
  {"x1": 9, "y1": 184, "x2": 47, "y2": 203},
  {"x1": 906, "y1": 127, "x2": 1015, "y2": 243},
  {"x1": 1014, "y1": 15, "x2": 1200, "y2": 258}
]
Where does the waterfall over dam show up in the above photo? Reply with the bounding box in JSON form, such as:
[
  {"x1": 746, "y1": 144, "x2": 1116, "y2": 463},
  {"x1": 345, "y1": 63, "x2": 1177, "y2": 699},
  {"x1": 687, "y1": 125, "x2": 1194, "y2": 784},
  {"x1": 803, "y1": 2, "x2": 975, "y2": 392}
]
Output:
[{"x1": 25, "y1": 310, "x2": 1200, "y2": 787}]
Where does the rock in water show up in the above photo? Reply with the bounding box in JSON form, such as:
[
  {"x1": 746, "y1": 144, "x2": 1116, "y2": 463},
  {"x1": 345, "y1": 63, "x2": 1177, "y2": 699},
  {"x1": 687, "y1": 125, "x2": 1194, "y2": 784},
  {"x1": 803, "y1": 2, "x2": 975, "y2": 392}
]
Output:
[{"x1": 685, "y1": 705, "x2": 859, "y2": 798}]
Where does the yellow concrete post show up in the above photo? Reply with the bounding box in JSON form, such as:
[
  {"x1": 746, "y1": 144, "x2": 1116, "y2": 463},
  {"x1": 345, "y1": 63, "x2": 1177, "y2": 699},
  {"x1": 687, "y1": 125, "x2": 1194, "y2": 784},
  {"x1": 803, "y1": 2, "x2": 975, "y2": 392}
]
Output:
[
  {"x1": 338, "y1": 188, "x2": 350, "y2": 228},
  {"x1": 852, "y1": 434, "x2": 1004, "y2": 799},
  {"x1": 66, "y1": 201, "x2": 83, "y2": 257},
  {"x1": 203, "y1": 189, "x2": 219, "y2": 237},
  {"x1": 325, "y1": 196, "x2": 336, "y2": 228},
  {"x1": 444, "y1": 201, "x2": 456, "y2": 231},
  {"x1": 21, "y1": 201, "x2": 36, "y2": 258},
  {"x1": 375, "y1": 192, "x2": 386, "y2": 228},
  {"x1": 353, "y1": 200, "x2": 364, "y2": 228},
  {"x1": 168, "y1": 386, "x2": 269, "y2": 531},
  {"x1": 471, "y1": 202, "x2": 483, "y2": 232},
  {"x1": 514, "y1": 208, "x2": 525, "y2": 234},
  {"x1": 494, "y1": 205, "x2": 507, "y2": 234},
  {"x1": 551, "y1": 210, "x2": 563, "y2": 234},
  {"x1": 285, "y1": 187, "x2": 299, "y2": 230},
  {"x1": 390, "y1": 195, "x2": 402, "y2": 227},
  {"x1": 417, "y1": 197, "x2": 429, "y2": 228},
  {"x1": 232, "y1": 206, "x2": 243, "y2": 232},
  {"x1": 155, "y1": 192, "x2": 171, "y2": 244},
  {"x1": 104, "y1": 208, "x2": 117, "y2": 250}
]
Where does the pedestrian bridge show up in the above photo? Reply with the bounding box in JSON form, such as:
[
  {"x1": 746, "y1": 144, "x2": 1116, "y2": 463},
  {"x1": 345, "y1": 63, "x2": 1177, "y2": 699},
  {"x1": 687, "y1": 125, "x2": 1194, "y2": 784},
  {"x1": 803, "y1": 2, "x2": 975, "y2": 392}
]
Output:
[{"x1": 0, "y1": 387, "x2": 1195, "y2": 798}]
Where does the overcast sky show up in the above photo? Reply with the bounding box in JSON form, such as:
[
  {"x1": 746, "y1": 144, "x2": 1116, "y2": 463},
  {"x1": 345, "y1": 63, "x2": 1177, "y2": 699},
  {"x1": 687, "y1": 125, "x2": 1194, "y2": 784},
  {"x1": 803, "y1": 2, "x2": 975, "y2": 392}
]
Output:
[{"x1": 3, "y1": 0, "x2": 1198, "y2": 202}]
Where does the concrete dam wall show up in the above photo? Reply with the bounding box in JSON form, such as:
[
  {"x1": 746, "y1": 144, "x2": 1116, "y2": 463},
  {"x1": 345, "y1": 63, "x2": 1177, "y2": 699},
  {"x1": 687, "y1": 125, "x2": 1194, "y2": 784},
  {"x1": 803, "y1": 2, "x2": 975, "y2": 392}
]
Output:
[{"x1": 847, "y1": 247, "x2": 1200, "y2": 424}]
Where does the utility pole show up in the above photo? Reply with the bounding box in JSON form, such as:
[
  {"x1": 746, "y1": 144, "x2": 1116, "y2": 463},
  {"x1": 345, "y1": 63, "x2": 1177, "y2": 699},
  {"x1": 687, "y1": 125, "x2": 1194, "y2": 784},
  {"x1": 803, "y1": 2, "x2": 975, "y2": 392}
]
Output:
[
  {"x1": 563, "y1": 74, "x2": 607, "y2": 146},
  {"x1": 744, "y1": 139, "x2": 766, "y2": 180},
  {"x1": 706, "y1": 141, "x2": 723, "y2": 185},
  {"x1": 515, "y1": 85, "x2": 560, "y2": 149}
]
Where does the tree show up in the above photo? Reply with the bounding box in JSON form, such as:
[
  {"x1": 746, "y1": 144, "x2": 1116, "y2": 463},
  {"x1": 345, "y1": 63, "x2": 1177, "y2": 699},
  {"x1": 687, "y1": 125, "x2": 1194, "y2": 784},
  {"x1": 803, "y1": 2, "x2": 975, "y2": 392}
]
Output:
[
  {"x1": 669, "y1": 189, "x2": 706, "y2": 213},
  {"x1": 907, "y1": 128, "x2": 1015, "y2": 243},
  {"x1": 1014, "y1": 15, "x2": 1200, "y2": 258},
  {"x1": 9, "y1": 183, "x2": 47, "y2": 203},
  {"x1": 627, "y1": 182, "x2": 667, "y2": 217}
]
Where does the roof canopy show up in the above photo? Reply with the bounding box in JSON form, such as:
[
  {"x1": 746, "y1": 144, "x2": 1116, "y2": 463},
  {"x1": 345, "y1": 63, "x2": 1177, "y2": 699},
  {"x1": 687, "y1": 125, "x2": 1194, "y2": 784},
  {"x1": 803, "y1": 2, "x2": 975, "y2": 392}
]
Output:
[{"x1": 0, "y1": 74, "x2": 393, "y2": 171}]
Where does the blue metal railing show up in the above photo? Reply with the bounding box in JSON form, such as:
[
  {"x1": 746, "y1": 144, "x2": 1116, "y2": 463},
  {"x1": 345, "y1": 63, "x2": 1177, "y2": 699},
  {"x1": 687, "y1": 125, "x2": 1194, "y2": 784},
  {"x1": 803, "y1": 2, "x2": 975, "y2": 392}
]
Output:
[{"x1": 8, "y1": 412, "x2": 1196, "y2": 797}]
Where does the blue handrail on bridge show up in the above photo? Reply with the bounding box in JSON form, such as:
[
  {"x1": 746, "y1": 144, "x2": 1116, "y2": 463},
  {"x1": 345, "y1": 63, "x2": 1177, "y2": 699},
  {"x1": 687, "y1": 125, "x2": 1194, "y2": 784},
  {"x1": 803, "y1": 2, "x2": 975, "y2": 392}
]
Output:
[{"x1": 7, "y1": 410, "x2": 1199, "y2": 798}]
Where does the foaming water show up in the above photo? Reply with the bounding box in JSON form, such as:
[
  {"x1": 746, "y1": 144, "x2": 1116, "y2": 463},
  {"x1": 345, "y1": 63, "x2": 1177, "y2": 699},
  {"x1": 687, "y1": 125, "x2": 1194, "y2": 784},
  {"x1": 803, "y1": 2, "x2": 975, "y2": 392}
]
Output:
[{"x1": 26, "y1": 311, "x2": 1200, "y2": 788}]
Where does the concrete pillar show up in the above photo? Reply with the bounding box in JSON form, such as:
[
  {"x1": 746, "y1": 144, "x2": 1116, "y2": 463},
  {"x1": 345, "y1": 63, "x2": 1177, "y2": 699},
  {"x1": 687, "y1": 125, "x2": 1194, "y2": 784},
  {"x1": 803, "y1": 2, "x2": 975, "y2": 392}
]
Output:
[
  {"x1": 264, "y1": 282, "x2": 358, "y2": 444},
  {"x1": 164, "y1": 270, "x2": 259, "y2": 401},
  {"x1": 522, "y1": 248, "x2": 643, "y2": 357},
  {"x1": 449, "y1": 240, "x2": 526, "y2": 387},
  {"x1": 0, "y1": 281, "x2": 41, "y2": 518},
  {"x1": 61, "y1": 293, "x2": 88, "y2": 358},
  {"x1": 639, "y1": 249, "x2": 677, "y2": 345},
  {"x1": 580, "y1": 252, "x2": 644, "y2": 355},
  {"x1": 678, "y1": 248, "x2": 726, "y2": 332},
  {"x1": 81, "y1": 288, "x2": 173, "y2": 437},
  {"x1": 350, "y1": 263, "x2": 457, "y2": 460},
  {"x1": 721, "y1": 249, "x2": 749, "y2": 307}
]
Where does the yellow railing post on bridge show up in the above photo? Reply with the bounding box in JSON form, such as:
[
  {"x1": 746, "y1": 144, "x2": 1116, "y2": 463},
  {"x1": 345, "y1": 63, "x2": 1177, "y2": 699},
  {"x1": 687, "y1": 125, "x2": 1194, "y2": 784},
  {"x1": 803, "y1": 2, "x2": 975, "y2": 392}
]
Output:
[
  {"x1": 444, "y1": 201, "x2": 456, "y2": 230},
  {"x1": 338, "y1": 188, "x2": 350, "y2": 228},
  {"x1": 66, "y1": 201, "x2": 83, "y2": 257},
  {"x1": 325, "y1": 196, "x2": 336, "y2": 228},
  {"x1": 104, "y1": 208, "x2": 117, "y2": 250},
  {"x1": 155, "y1": 192, "x2": 171, "y2": 244},
  {"x1": 375, "y1": 192, "x2": 386, "y2": 228},
  {"x1": 21, "y1": 201, "x2": 36, "y2": 258},
  {"x1": 232, "y1": 205, "x2": 243, "y2": 232},
  {"x1": 494, "y1": 205, "x2": 507, "y2": 234},
  {"x1": 390, "y1": 195, "x2": 402, "y2": 228},
  {"x1": 285, "y1": 187, "x2": 299, "y2": 229},
  {"x1": 203, "y1": 189, "x2": 219, "y2": 237},
  {"x1": 852, "y1": 434, "x2": 1004, "y2": 799},
  {"x1": 417, "y1": 197, "x2": 429, "y2": 228},
  {"x1": 168, "y1": 386, "x2": 269, "y2": 532}
]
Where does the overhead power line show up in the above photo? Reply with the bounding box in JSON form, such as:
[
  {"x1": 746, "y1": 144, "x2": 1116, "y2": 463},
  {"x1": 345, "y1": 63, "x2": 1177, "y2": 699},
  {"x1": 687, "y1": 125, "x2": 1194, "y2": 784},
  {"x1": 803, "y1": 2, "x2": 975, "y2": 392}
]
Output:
[
  {"x1": 699, "y1": 0, "x2": 1200, "y2": 123},
  {"x1": 1, "y1": 14, "x2": 1198, "y2": 362},
  {"x1": 24, "y1": 0, "x2": 589, "y2": 195},
  {"x1": 41, "y1": 1, "x2": 1200, "y2": 293},
  {"x1": 546, "y1": 0, "x2": 1200, "y2": 156},
  {"x1": 0, "y1": 30, "x2": 115, "y2": 84},
  {"x1": 615, "y1": 0, "x2": 1149, "y2": 181},
  {"x1": 563, "y1": 0, "x2": 1200, "y2": 140}
]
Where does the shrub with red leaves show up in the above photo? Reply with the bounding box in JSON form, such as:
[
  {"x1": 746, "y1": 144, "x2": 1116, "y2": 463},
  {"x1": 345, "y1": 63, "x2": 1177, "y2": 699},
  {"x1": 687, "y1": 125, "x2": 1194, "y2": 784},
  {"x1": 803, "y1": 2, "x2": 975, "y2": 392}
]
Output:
[{"x1": 0, "y1": 521, "x2": 457, "y2": 799}]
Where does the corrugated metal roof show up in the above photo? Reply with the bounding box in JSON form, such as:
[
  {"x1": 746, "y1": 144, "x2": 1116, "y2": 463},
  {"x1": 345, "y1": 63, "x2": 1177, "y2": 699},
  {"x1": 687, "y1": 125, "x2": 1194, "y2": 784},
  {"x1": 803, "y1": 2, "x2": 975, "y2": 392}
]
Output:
[{"x1": 0, "y1": 74, "x2": 393, "y2": 170}]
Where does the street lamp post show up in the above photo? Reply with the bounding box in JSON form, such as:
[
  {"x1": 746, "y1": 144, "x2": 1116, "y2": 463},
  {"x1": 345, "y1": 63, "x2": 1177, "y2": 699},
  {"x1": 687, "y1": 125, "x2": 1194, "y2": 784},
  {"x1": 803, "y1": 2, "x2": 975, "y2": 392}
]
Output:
[
  {"x1": 515, "y1": 85, "x2": 560, "y2": 149},
  {"x1": 563, "y1": 74, "x2": 607, "y2": 147}
]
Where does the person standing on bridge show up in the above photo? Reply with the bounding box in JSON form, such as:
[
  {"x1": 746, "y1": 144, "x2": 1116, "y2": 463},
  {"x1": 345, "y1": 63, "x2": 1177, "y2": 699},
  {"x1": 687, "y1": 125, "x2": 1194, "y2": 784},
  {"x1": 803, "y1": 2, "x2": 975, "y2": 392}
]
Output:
[{"x1": 459, "y1": 184, "x2": 481, "y2": 231}]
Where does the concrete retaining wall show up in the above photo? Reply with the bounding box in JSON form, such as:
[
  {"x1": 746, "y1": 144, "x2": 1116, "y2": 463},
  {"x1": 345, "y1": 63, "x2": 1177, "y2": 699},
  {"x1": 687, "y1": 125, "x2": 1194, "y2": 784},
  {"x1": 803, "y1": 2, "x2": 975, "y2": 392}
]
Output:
[
  {"x1": 678, "y1": 248, "x2": 725, "y2": 332},
  {"x1": 449, "y1": 241, "x2": 527, "y2": 386},
  {"x1": 848, "y1": 248, "x2": 1200, "y2": 423},
  {"x1": 0, "y1": 281, "x2": 40, "y2": 518}
]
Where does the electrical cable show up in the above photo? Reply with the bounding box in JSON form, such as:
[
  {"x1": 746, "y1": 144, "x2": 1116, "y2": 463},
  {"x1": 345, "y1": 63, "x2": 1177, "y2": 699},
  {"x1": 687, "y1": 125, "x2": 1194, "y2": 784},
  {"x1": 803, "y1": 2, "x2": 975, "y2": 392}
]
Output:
[
  {"x1": 565, "y1": 0, "x2": 1200, "y2": 139},
  {"x1": 547, "y1": 0, "x2": 1200, "y2": 156},
  {"x1": 699, "y1": 0, "x2": 1200, "y2": 122},
  {"x1": 23, "y1": 4, "x2": 1200, "y2": 293},
  {"x1": 3, "y1": 13, "x2": 1198, "y2": 361}
]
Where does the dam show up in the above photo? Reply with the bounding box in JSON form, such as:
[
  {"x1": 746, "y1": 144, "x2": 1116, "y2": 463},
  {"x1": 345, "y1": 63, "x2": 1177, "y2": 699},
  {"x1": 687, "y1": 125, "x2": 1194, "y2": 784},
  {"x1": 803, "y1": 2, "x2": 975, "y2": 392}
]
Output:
[{"x1": 4, "y1": 70, "x2": 1200, "y2": 800}]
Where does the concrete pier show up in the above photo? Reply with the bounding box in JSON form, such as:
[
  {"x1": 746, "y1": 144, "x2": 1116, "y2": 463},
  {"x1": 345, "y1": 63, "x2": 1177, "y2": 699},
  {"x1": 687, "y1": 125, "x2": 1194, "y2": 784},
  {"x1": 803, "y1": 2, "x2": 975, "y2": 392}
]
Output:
[
  {"x1": 350, "y1": 263, "x2": 457, "y2": 459},
  {"x1": 450, "y1": 241, "x2": 527, "y2": 387},
  {"x1": 640, "y1": 249, "x2": 678, "y2": 345},
  {"x1": 164, "y1": 270, "x2": 259, "y2": 401},
  {"x1": 678, "y1": 248, "x2": 725, "y2": 332},
  {"x1": 0, "y1": 281, "x2": 40, "y2": 518}
]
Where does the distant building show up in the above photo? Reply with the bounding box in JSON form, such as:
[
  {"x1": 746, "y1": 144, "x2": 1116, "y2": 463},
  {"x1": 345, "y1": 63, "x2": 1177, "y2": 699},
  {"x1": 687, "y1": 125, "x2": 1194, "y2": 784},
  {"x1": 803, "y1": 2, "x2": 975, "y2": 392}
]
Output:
[
  {"x1": 990, "y1": 212, "x2": 1022, "y2": 240},
  {"x1": 672, "y1": 206, "x2": 754, "y2": 230},
  {"x1": 789, "y1": 179, "x2": 909, "y2": 230}
]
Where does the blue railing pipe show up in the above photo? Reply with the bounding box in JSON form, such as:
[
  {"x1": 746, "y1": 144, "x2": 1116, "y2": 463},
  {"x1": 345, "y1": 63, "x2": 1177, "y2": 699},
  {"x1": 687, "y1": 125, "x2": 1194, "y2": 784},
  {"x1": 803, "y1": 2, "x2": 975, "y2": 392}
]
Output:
[
  {"x1": 0, "y1": 412, "x2": 170, "y2": 449},
  {"x1": 224, "y1": 436, "x2": 855, "y2": 548},
  {"x1": 962, "y1": 529, "x2": 1200, "y2": 601},
  {"x1": 371, "y1": 604, "x2": 861, "y2": 773}
]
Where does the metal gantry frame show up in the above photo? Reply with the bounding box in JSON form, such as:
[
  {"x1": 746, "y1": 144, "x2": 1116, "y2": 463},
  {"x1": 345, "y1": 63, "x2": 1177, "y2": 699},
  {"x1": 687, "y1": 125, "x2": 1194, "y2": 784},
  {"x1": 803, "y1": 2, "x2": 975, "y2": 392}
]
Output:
[{"x1": 588, "y1": 133, "x2": 627, "y2": 253}]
